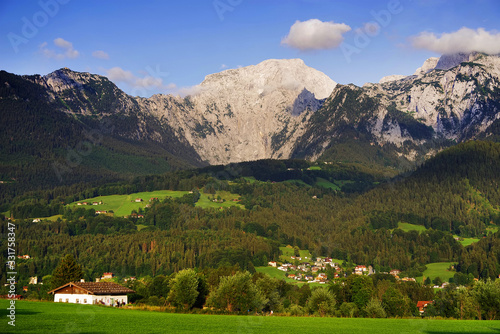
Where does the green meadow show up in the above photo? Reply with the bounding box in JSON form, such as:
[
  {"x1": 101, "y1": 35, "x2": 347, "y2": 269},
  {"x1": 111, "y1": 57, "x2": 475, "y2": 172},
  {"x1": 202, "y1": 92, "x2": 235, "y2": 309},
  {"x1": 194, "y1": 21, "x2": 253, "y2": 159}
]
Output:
[
  {"x1": 453, "y1": 235, "x2": 480, "y2": 246},
  {"x1": 68, "y1": 190, "x2": 244, "y2": 217},
  {"x1": 418, "y1": 262, "x2": 456, "y2": 283},
  {"x1": 279, "y1": 246, "x2": 313, "y2": 262},
  {"x1": 1, "y1": 300, "x2": 499, "y2": 334},
  {"x1": 315, "y1": 177, "x2": 341, "y2": 191},
  {"x1": 68, "y1": 190, "x2": 189, "y2": 216},
  {"x1": 196, "y1": 191, "x2": 244, "y2": 210},
  {"x1": 397, "y1": 222, "x2": 428, "y2": 233}
]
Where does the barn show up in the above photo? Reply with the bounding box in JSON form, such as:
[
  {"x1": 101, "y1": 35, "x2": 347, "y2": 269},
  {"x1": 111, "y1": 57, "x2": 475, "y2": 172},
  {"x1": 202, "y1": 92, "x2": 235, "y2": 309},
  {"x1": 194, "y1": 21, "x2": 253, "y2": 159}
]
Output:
[{"x1": 48, "y1": 281, "x2": 135, "y2": 306}]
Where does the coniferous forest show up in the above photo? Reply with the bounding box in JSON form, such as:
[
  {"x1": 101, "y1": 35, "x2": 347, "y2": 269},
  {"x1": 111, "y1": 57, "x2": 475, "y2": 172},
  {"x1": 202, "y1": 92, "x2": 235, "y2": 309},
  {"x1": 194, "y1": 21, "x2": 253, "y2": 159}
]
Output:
[{"x1": 1, "y1": 140, "x2": 499, "y2": 319}]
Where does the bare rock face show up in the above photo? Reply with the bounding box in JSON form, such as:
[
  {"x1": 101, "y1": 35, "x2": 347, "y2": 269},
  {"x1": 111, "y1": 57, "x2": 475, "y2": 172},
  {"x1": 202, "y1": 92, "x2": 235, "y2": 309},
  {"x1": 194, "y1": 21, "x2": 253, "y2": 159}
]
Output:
[
  {"x1": 364, "y1": 53, "x2": 500, "y2": 147},
  {"x1": 139, "y1": 59, "x2": 337, "y2": 164},
  {"x1": 379, "y1": 75, "x2": 407, "y2": 84},
  {"x1": 24, "y1": 54, "x2": 500, "y2": 168},
  {"x1": 413, "y1": 57, "x2": 439, "y2": 76}
]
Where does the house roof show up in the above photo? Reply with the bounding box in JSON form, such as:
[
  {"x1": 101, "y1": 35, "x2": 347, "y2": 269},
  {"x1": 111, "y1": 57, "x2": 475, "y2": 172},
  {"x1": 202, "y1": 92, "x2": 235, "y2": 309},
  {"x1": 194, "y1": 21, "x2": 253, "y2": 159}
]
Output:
[
  {"x1": 416, "y1": 301, "x2": 433, "y2": 308},
  {"x1": 48, "y1": 282, "x2": 135, "y2": 295}
]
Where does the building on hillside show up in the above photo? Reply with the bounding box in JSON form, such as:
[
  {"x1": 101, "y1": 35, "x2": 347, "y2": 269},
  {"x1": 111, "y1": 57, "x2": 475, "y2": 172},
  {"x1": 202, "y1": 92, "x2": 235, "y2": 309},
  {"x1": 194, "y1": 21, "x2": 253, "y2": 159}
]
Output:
[
  {"x1": 390, "y1": 269, "x2": 401, "y2": 277},
  {"x1": 48, "y1": 282, "x2": 135, "y2": 306},
  {"x1": 29, "y1": 276, "x2": 38, "y2": 285},
  {"x1": 268, "y1": 261, "x2": 277, "y2": 267},
  {"x1": 101, "y1": 272, "x2": 114, "y2": 280},
  {"x1": 416, "y1": 301, "x2": 433, "y2": 314},
  {"x1": 135, "y1": 198, "x2": 143, "y2": 202},
  {"x1": 355, "y1": 265, "x2": 368, "y2": 275}
]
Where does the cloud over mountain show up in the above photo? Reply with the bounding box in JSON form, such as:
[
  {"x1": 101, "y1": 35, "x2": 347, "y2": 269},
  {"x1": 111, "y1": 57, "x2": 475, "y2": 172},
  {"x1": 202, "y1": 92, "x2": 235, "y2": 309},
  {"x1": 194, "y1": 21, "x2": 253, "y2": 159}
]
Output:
[
  {"x1": 411, "y1": 27, "x2": 500, "y2": 55},
  {"x1": 281, "y1": 19, "x2": 351, "y2": 51}
]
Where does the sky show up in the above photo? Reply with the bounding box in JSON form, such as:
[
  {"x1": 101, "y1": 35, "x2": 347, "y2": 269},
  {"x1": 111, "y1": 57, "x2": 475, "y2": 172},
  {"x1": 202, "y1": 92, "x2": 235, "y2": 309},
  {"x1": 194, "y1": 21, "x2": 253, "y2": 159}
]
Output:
[{"x1": 1, "y1": 0, "x2": 500, "y2": 97}]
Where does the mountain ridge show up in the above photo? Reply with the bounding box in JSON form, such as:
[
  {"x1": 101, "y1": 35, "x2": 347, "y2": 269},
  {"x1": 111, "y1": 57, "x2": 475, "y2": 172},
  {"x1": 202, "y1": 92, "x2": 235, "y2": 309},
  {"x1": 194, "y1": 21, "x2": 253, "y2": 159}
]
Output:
[{"x1": 1, "y1": 54, "x2": 500, "y2": 190}]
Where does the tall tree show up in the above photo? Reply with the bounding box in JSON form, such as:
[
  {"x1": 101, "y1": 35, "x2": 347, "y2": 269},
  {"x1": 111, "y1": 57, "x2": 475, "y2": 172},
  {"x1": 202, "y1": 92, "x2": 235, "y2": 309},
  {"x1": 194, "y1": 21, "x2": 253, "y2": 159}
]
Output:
[
  {"x1": 167, "y1": 269, "x2": 199, "y2": 310},
  {"x1": 50, "y1": 254, "x2": 84, "y2": 289}
]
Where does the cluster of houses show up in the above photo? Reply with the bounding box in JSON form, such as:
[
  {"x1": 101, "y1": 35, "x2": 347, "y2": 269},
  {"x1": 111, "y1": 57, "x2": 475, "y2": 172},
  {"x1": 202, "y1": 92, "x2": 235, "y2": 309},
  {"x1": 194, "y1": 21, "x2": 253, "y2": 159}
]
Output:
[
  {"x1": 268, "y1": 258, "x2": 419, "y2": 284},
  {"x1": 76, "y1": 201, "x2": 103, "y2": 206}
]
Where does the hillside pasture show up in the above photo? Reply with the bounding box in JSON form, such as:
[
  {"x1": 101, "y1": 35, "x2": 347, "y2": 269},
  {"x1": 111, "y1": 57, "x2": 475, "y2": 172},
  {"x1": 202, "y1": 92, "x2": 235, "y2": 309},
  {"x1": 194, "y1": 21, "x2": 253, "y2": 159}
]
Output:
[
  {"x1": 418, "y1": 262, "x2": 456, "y2": 284},
  {"x1": 68, "y1": 190, "x2": 189, "y2": 217},
  {"x1": 195, "y1": 191, "x2": 244, "y2": 209}
]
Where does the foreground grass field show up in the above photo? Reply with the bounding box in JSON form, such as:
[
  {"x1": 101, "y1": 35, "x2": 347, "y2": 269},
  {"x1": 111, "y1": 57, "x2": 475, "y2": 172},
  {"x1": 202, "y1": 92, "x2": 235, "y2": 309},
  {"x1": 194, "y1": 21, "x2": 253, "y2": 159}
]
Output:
[{"x1": 1, "y1": 300, "x2": 499, "y2": 334}]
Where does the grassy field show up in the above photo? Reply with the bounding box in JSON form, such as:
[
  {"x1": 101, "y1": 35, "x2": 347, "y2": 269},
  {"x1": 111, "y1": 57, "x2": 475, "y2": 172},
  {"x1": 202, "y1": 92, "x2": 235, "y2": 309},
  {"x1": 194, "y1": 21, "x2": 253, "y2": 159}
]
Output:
[
  {"x1": 486, "y1": 225, "x2": 499, "y2": 234},
  {"x1": 255, "y1": 266, "x2": 298, "y2": 284},
  {"x1": 1, "y1": 300, "x2": 499, "y2": 334},
  {"x1": 453, "y1": 235, "x2": 480, "y2": 246},
  {"x1": 315, "y1": 178, "x2": 341, "y2": 191},
  {"x1": 196, "y1": 191, "x2": 244, "y2": 210},
  {"x1": 418, "y1": 262, "x2": 456, "y2": 283},
  {"x1": 279, "y1": 246, "x2": 313, "y2": 262},
  {"x1": 68, "y1": 190, "x2": 189, "y2": 217},
  {"x1": 397, "y1": 222, "x2": 428, "y2": 233}
]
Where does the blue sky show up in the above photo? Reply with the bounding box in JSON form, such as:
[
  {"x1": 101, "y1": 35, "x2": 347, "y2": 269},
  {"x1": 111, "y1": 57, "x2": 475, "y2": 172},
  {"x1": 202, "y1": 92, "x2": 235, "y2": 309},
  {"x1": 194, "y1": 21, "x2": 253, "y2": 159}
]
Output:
[{"x1": 1, "y1": 0, "x2": 500, "y2": 97}]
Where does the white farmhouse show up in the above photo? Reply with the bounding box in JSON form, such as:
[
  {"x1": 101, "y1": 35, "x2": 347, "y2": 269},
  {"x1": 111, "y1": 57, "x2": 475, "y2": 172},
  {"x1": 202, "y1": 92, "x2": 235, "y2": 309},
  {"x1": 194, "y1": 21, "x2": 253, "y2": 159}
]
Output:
[{"x1": 48, "y1": 281, "x2": 135, "y2": 306}]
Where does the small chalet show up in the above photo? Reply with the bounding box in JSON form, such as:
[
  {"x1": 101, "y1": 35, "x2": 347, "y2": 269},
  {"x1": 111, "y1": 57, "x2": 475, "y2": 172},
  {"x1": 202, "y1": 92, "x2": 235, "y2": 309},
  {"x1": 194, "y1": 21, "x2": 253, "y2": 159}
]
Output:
[
  {"x1": 135, "y1": 198, "x2": 143, "y2": 202},
  {"x1": 355, "y1": 265, "x2": 368, "y2": 275},
  {"x1": 268, "y1": 261, "x2": 277, "y2": 267},
  {"x1": 48, "y1": 282, "x2": 135, "y2": 306},
  {"x1": 416, "y1": 301, "x2": 433, "y2": 314},
  {"x1": 390, "y1": 269, "x2": 401, "y2": 277},
  {"x1": 101, "y1": 272, "x2": 115, "y2": 280}
]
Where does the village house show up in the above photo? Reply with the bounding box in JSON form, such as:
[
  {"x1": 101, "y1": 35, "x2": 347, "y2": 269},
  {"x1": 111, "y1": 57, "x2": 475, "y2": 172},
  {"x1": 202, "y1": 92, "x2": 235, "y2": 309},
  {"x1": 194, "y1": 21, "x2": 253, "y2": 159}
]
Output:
[
  {"x1": 29, "y1": 276, "x2": 38, "y2": 285},
  {"x1": 355, "y1": 265, "x2": 368, "y2": 275},
  {"x1": 101, "y1": 272, "x2": 115, "y2": 280},
  {"x1": 390, "y1": 269, "x2": 401, "y2": 277},
  {"x1": 48, "y1": 281, "x2": 135, "y2": 306},
  {"x1": 268, "y1": 261, "x2": 277, "y2": 267},
  {"x1": 32, "y1": 218, "x2": 41, "y2": 223},
  {"x1": 416, "y1": 301, "x2": 433, "y2": 314},
  {"x1": 135, "y1": 198, "x2": 143, "y2": 202},
  {"x1": 96, "y1": 210, "x2": 107, "y2": 214}
]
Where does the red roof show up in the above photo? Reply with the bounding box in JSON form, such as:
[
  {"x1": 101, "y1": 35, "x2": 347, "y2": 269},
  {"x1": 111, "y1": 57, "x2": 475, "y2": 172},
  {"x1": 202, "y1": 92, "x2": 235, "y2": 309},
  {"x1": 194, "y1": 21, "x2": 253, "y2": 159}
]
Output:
[{"x1": 417, "y1": 301, "x2": 433, "y2": 308}]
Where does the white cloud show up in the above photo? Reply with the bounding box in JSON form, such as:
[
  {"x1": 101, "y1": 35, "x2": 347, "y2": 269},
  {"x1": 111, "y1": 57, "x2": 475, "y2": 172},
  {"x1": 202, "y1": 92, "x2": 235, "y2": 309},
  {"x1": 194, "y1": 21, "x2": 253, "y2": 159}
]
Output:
[
  {"x1": 40, "y1": 38, "x2": 79, "y2": 60},
  {"x1": 92, "y1": 50, "x2": 109, "y2": 59},
  {"x1": 281, "y1": 19, "x2": 351, "y2": 51},
  {"x1": 411, "y1": 27, "x2": 500, "y2": 55},
  {"x1": 104, "y1": 66, "x2": 176, "y2": 96},
  {"x1": 220, "y1": 64, "x2": 228, "y2": 69}
]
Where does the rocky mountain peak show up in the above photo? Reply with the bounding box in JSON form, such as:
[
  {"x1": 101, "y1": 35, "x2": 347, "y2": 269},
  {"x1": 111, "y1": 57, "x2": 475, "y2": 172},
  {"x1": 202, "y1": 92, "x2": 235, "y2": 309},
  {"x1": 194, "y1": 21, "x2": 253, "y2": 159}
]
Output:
[
  {"x1": 199, "y1": 58, "x2": 336, "y2": 100},
  {"x1": 434, "y1": 52, "x2": 481, "y2": 70},
  {"x1": 413, "y1": 57, "x2": 439, "y2": 76}
]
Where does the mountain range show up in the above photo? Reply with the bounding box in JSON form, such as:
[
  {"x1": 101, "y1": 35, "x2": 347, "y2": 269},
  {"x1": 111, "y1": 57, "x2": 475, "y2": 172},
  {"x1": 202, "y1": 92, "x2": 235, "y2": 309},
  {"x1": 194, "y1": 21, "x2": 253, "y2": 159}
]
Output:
[{"x1": 1, "y1": 52, "x2": 500, "y2": 192}]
